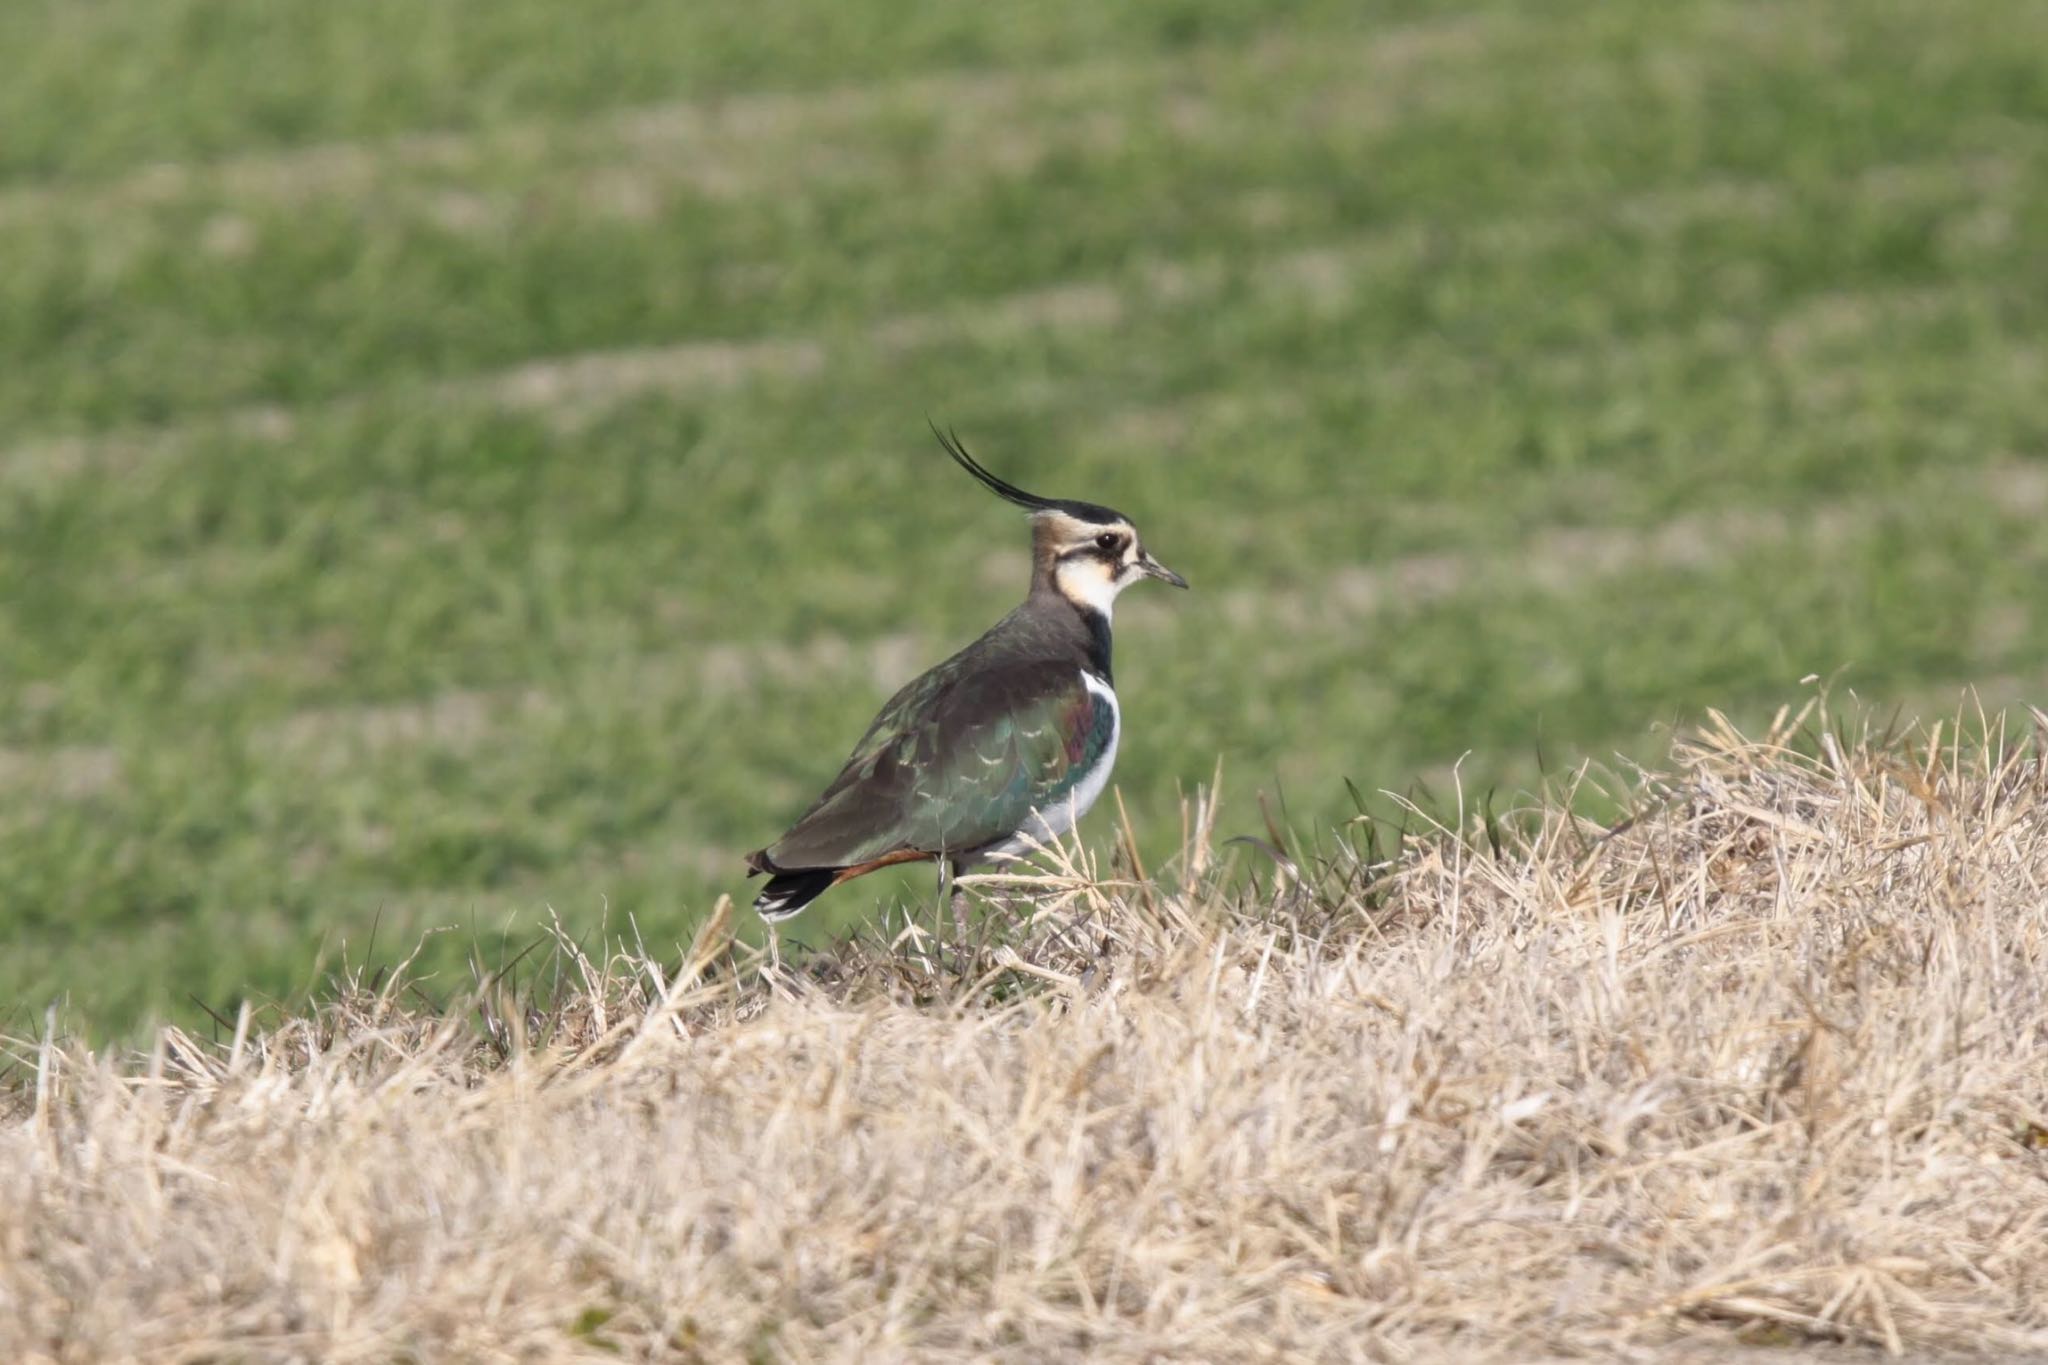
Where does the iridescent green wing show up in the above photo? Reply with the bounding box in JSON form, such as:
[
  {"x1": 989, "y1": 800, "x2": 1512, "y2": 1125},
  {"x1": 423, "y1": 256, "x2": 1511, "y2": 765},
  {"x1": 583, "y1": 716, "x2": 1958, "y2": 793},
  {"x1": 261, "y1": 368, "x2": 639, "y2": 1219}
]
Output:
[
  {"x1": 897, "y1": 665, "x2": 1113, "y2": 856},
  {"x1": 764, "y1": 659, "x2": 1110, "y2": 869}
]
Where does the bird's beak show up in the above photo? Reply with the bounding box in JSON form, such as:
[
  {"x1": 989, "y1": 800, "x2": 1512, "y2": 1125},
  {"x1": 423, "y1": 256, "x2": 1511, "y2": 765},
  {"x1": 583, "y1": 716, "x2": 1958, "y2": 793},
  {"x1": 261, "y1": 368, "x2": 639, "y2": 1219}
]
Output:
[{"x1": 1139, "y1": 551, "x2": 1189, "y2": 589}]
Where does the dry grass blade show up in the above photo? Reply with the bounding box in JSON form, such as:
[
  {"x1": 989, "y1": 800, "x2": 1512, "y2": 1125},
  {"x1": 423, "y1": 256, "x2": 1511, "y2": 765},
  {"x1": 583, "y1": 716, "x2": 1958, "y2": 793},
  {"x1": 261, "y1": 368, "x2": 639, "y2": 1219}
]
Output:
[{"x1": 6, "y1": 708, "x2": 2048, "y2": 1360}]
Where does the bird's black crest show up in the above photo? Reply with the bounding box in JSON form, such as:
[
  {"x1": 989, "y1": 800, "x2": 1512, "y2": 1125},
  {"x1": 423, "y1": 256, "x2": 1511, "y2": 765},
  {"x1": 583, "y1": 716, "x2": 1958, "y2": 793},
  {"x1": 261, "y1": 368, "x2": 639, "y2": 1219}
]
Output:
[{"x1": 931, "y1": 422, "x2": 1126, "y2": 526}]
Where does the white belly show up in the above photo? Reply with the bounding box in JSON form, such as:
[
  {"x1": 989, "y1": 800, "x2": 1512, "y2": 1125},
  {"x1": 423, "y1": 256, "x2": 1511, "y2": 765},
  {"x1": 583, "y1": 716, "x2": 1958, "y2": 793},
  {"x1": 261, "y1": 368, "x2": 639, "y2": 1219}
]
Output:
[{"x1": 983, "y1": 670, "x2": 1119, "y2": 863}]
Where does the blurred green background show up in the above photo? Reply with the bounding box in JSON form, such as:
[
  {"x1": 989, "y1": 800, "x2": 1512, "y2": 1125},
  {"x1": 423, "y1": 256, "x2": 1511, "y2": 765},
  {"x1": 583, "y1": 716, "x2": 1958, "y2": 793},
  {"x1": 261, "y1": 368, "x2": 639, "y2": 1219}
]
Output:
[{"x1": 4, "y1": 0, "x2": 2044, "y2": 1034}]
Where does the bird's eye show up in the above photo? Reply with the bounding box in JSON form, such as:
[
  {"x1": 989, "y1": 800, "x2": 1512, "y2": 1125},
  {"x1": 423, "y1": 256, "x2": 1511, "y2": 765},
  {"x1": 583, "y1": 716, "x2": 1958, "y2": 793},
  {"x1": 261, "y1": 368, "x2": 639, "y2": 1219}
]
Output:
[{"x1": 1095, "y1": 532, "x2": 1120, "y2": 552}]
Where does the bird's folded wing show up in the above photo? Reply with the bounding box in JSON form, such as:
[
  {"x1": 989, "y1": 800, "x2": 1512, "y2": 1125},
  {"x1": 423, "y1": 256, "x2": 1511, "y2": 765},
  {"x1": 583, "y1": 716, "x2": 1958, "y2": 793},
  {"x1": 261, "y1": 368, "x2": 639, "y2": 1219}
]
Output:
[{"x1": 762, "y1": 659, "x2": 1109, "y2": 870}]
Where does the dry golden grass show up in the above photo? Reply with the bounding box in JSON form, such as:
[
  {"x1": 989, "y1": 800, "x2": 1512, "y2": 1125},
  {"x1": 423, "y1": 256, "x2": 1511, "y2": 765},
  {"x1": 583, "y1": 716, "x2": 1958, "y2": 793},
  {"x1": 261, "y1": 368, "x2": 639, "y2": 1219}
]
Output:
[{"x1": 7, "y1": 698, "x2": 2048, "y2": 1362}]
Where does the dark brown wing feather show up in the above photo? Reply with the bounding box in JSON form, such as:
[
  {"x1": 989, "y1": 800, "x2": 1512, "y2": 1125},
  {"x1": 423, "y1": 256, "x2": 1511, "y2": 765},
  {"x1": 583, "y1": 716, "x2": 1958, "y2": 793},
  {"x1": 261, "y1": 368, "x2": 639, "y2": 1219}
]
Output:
[{"x1": 749, "y1": 601, "x2": 1105, "y2": 872}]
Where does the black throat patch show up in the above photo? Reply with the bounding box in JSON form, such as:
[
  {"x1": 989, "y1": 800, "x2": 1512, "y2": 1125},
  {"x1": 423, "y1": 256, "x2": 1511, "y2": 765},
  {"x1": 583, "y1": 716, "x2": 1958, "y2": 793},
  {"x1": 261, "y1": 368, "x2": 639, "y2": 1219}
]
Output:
[{"x1": 1078, "y1": 606, "x2": 1113, "y2": 684}]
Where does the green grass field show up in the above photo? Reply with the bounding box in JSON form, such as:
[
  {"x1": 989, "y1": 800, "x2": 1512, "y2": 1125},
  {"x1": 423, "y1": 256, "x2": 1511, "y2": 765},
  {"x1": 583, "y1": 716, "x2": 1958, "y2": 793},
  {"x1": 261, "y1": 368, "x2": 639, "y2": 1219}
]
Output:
[{"x1": 4, "y1": 0, "x2": 2045, "y2": 1034}]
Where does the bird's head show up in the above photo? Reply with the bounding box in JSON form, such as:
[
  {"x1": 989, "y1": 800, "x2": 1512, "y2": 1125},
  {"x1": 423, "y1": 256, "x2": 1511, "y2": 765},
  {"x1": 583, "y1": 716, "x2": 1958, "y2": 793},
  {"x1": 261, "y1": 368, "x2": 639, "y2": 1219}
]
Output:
[{"x1": 935, "y1": 424, "x2": 1188, "y2": 618}]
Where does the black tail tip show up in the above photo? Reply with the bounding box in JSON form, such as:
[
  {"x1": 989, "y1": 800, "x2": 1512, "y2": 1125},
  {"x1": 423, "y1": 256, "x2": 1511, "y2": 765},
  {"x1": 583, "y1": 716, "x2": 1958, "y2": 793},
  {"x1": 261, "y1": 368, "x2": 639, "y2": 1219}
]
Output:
[{"x1": 754, "y1": 867, "x2": 837, "y2": 922}]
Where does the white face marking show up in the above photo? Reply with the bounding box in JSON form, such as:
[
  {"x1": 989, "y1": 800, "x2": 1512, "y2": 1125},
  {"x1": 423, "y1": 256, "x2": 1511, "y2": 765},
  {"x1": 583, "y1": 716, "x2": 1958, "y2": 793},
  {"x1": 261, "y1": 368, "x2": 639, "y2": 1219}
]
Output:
[
  {"x1": 1046, "y1": 516, "x2": 1144, "y2": 620},
  {"x1": 1053, "y1": 557, "x2": 1126, "y2": 619}
]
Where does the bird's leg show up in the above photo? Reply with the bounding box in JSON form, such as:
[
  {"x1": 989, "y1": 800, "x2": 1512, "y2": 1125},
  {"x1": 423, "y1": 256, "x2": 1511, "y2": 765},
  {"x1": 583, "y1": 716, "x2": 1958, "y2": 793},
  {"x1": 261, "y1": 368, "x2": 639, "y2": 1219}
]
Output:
[{"x1": 943, "y1": 857, "x2": 973, "y2": 953}]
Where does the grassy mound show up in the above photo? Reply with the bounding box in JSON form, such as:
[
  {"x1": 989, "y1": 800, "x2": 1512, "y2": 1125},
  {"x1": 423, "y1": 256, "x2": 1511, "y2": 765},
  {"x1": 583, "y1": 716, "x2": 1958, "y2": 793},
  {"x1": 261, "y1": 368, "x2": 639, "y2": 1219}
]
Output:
[{"x1": 8, "y1": 701, "x2": 2048, "y2": 1360}]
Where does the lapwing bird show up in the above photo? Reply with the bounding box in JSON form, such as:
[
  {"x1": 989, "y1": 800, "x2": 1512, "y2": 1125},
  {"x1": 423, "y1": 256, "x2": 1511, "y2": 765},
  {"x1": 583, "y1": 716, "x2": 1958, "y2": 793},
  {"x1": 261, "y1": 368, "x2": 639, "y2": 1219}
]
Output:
[{"x1": 744, "y1": 429, "x2": 1187, "y2": 920}]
